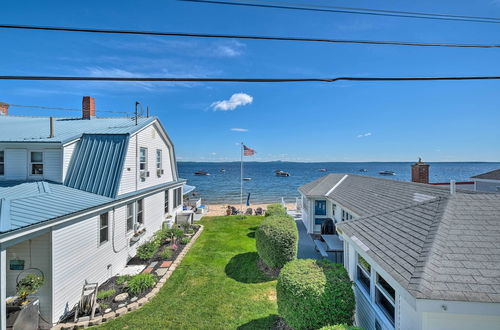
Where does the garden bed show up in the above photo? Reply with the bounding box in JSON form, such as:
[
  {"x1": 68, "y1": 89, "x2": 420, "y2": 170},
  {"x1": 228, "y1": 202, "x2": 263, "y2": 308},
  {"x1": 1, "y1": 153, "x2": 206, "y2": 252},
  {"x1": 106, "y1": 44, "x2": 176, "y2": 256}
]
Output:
[{"x1": 54, "y1": 224, "x2": 202, "y2": 329}]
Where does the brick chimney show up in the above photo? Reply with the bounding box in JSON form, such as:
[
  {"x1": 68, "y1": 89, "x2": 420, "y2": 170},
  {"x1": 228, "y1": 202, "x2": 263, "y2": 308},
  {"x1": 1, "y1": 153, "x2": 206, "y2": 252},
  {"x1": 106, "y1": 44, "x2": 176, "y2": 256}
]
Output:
[
  {"x1": 0, "y1": 102, "x2": 9, "y2": 116},
  {"x1": 82, "y1": 96, "x2": 95, "y2": 119},
  {"x1": 411, "y1": 157, "x2": 429, "y2": 184}
]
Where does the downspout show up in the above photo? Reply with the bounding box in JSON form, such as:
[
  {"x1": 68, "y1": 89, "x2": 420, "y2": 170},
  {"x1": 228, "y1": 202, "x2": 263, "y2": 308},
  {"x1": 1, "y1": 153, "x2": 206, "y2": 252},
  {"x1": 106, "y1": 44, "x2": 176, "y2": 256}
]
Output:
[{"x1": 112, "y1": 208, "x2": 127, "y2": 253}]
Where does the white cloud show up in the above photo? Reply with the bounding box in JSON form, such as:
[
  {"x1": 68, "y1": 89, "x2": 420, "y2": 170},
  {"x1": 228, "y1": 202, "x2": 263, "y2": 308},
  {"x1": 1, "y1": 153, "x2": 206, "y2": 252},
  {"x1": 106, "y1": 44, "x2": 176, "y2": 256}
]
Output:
[
  {"x1": 230, "y1": 128, "x2": 249, "y2": 132},
  {"x1": 357, "y1": 132, "x2": 372, "y2": 138},
  {"x1": 211, "y1": 93, "x2": 253, "y2": 111}
]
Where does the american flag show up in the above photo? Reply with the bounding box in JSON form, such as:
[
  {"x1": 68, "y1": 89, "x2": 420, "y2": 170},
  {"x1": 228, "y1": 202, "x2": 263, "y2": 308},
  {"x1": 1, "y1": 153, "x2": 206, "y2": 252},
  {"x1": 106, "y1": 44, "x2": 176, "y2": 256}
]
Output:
[{"x1": 243, "y1": 145, "x2": 255, "y2": 156}]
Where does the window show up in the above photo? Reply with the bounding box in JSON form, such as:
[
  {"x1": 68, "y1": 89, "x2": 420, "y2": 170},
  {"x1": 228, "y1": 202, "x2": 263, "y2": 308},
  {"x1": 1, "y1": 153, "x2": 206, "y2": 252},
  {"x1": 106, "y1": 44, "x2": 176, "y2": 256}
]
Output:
[
  {"x1": 139, "y1": 148, "x2": 148, "y2": 171},
  {"x1": 357, "y1": 254, "x2": 371, "y2": 294},
  {"x1": 315, "y1": 200, "x2": 326, "y2": 215},
  {"x1": 375, "y1": 273, "x2": 395, "y2": 324},
  {"x1": 136, "y1": 199, "x2": 144, "y2": 224},
  {"x1": 342, "y1": 210, "x2": 353, "y2": 221},
  {"x1": 126, "y1": 203, "x2": 134, "y2": 232},
  {"x1": 30, "y1": 151, "x2": 43, "y2": 175},
  {"x1": 0, "y1": 150, "x2": 4, "y2": 175},
  {"x1": 173, "y1": 187, "x2": 182, "y2": 208},
  {"x1": 156, "y1": 149, "x2": 162, "y2": 170},
  {"x1": 315, "y1": 218, "x2": 326, "y2": 225},
  {"x1": 331, "y1": 203, "x2": 336, "y2": 216},
  {"x1": 164, "y1": 190, "x2": 169, "y2": 214},
  {"x1": 99, "y1": 213, "x2": 109, "y2": 244}
]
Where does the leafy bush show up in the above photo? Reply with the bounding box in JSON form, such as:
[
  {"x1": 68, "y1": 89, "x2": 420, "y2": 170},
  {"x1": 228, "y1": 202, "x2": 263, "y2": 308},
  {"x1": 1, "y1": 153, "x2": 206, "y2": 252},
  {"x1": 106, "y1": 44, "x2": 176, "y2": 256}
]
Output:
[
  {"x1": 264, "y1": 203, "x2": 287, "y2": 217},
  {"x1": 172, "y1": 228, "x2": 185, "y2": 239},
  {"x1": 160, "y1": 247, "x2": 173, "y2": 259},
  {"x1": 127, "y1": 273, "x2": 157, "y2": 295},
  {"x1": 16, "y1": 274, "x2": 44, "y2": 301},
  {"x1": 136, "y1": 240, "x2": 160, "y2": 260},
  {"x1": 180, "y1": 237, "x2": 190, "y2": 245},
  {"x1": 116, "y1": 275, "x2": 131, "y2": 286},
  {"x1": 96, "y1": 288, "x2": 116, "y2": 300},
  {"x1": 319, "y1": 325, "x2": 362, "y2": 330},
  {"x1": 154, "y1": 228, "x2": 172, "y2": 244},
  {"x1": 255, "y1": 215, "x2": 298, "y2": 269},
  {"x1": 277, "y1": 259, "x2": 355, "y2": 330}
]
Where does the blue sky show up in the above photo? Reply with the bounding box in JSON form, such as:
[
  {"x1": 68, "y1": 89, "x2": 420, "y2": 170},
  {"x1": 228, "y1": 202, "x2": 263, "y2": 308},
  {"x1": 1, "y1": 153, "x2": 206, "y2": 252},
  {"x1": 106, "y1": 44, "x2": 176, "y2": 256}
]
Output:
[{"x1": 1, "y1": 0, "x2": 500, "y2": 162}]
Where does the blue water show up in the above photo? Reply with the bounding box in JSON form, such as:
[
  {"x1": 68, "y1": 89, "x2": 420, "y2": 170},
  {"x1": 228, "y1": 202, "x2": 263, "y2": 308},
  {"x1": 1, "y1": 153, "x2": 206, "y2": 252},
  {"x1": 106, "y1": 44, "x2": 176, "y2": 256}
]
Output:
[{"x1": 178, "y1": 162, "x2": 500, "y2": 204}]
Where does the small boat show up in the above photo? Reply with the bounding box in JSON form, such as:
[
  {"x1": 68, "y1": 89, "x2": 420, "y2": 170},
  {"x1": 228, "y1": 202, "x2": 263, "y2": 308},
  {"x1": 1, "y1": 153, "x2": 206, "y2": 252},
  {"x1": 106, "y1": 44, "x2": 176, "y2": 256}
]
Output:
[
  {"x1": 194, "y1": 171, "x2": 210, "y2": 176},
  {"x1": 220, "y1": 169, "x2": 226, "y2": 173},
  {"x1": 379, "y1": 170, "x2": 396, "y2": 176},
  {"x1": 359, "y1": 169, "x2": 368, "y2": 172},
  {"x1": 275, "y1": 170, "x2": 290, "y2": 177},
  {"x1": 243, "y1": 177, "x2": 252, "y2": 181},
  {"x1": 319, "y1": 168, "x2": 328, "y2": 172}
]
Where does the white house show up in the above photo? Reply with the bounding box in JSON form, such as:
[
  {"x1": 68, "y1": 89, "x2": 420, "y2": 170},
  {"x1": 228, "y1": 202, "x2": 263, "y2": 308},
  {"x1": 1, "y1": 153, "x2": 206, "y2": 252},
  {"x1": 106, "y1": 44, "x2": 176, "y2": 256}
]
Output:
[
  {"x1": 0, "y1": 97, "x2": 186, "y2": 329},
  {"x1": 471, "y1": 169, "x2": 500, "y2": 193},
  {"x1": 299, "y1": 174, "x2": 500, "y2": 330}
]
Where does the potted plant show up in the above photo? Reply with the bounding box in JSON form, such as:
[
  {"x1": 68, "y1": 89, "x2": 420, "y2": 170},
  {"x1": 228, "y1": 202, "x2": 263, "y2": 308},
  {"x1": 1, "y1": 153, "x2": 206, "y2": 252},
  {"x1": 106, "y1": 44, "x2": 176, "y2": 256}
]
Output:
[{"x1": 17, "y1": 273, "x2": 44, "y2": 305}]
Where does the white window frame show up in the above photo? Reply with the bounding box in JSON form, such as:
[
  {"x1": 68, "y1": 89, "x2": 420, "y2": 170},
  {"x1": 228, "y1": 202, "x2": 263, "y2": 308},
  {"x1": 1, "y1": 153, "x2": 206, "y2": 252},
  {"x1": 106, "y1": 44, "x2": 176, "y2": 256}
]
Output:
[
  {"x1": 375, "y1": 273, "x2": 396, "y2": 326},
  {"x1": 0, "y1": 150, "x2": 4, "y2": 176},
  {"x1": 156, "y1": 149, "x2": 162, "y2": 170},
  {"x1": 136, "y1": 199, "x2": 144, "y2": 225},
  {"x1": 164, "y1": 190, "x2": 169, "y2": 214},
  {"x1": 356, "y1": 253, "x2": 371, "y2": 296},
  {"x1": 126, "y1": 203, "x2": 134, "y2": 232},
  {"x1": 99, "y1": 213, "x2": 109, "y2": 245},
  {"x1": 139, "y1": 147, "x2": 148, "y2": 171},
  {"x1": 29, "y1": 151, "x2": 44, "y2": 176}
]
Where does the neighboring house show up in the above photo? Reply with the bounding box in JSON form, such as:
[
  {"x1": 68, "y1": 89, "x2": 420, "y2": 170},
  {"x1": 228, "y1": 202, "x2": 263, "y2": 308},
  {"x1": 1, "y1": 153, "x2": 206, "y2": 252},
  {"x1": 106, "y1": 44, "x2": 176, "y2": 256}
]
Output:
[
  {"x1": 0, "y1": 97, "x2": 185, "y2": 329},
  {"x1": 471, "y1": 169, "x2": 500, "y2": 193},
  {"x1": 299, "y1": 174, "x2": 500, "y2": 330}
]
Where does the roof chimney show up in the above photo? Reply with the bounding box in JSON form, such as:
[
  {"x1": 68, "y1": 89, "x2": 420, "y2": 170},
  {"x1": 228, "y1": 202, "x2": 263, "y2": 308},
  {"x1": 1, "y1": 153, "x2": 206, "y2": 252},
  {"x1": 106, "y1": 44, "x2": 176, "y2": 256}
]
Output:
[
  {"x1": 411, "y1": 157, "x2": 429, "y2": 184},
  {"x1": 450, "y1": 180, "x2": 456, "y2": 194},
  {"x1": 0, "y1": 102, "x2": 9, "y2": 116},
  {"x1": 82, "y1": 96, "x2": 95, "y2": 119}
]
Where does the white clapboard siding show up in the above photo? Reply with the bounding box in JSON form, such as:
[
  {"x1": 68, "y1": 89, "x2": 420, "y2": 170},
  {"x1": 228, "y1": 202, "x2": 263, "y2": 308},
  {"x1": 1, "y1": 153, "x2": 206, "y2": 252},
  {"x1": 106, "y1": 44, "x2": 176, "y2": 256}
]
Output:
[
  {"x1": 6, "y1": 233, "x2": 52, "y2": 322},
  {"x1": 4, "y1": 149, "x2": 27, "y2": 180},
  {"x1": 118, "y1": 123, "x2": 175, "y2": 195},
  {"x1": 51, "y1": 190, "x2": 166, "y2": 322},
  {"x1": 42, "y1": 149, "x2": 63, "y2": 182},
  {"x1": 62, "y1": 141, "x2": 77, "y2": 182}
]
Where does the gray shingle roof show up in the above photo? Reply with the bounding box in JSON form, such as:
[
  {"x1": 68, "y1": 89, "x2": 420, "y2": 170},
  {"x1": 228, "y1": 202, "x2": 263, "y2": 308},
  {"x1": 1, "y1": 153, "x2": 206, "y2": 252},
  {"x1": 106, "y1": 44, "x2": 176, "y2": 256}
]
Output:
[
  {"x1": 472, "y1": 169, "x2": 500, "y2": 180},
  {"x1": 300, "y1": 173, "x2": 475, "y2": 216},
  {"x1": 337, "y1": 193, "x2": 500, "y2": 303}
]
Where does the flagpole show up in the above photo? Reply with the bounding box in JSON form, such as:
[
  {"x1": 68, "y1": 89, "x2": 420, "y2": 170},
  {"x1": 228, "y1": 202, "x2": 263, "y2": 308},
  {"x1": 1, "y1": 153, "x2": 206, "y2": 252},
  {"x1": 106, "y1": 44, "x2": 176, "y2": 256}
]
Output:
[{"x1": 240, "y1": 142, "x2": 243, "y2": 213}]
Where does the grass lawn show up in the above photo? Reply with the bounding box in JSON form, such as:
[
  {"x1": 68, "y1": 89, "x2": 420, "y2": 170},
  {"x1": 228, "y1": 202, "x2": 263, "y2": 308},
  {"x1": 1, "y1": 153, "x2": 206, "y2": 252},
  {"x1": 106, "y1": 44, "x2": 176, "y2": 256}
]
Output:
[{"x1": 98, "y1": 216, "x2": 278, "y2": 330}]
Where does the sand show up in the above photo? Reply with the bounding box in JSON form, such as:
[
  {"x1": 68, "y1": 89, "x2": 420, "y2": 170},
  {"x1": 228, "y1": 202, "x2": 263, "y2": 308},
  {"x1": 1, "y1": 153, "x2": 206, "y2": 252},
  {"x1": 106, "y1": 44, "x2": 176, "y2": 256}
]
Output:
[{"x1": 205, "y1": 203, "x2": 296, "y2": 216}]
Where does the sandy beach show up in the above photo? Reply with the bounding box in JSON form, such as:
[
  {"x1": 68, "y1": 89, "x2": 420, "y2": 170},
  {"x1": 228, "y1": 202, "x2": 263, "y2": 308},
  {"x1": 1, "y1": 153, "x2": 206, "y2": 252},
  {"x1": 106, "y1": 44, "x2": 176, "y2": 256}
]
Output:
[{"x1": 206, "y1": 203, "x2": 296, "y2": 216}]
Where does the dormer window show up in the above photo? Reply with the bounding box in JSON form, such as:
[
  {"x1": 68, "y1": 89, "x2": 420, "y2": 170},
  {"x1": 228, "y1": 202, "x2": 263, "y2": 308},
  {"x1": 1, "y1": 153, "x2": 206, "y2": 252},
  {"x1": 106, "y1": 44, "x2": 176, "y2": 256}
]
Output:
[
  {"x1": 0, "y1": 151, "x2": 4, "y2": 175},
  {"x1": 30, "y1": 151, "x2": 43, "y2": 175}
]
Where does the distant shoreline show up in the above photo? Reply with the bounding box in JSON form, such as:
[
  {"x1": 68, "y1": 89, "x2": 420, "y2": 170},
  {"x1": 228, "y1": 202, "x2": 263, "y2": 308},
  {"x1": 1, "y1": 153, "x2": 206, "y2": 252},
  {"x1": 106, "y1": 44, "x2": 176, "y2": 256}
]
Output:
[{"x1": 179, "y1": 160, "x2": 499, "y2": 164}]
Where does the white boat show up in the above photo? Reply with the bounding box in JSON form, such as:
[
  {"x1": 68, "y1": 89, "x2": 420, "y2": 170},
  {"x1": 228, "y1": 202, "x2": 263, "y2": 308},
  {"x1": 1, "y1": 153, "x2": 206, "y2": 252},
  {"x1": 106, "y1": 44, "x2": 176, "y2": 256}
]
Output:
[
  {"x1": 379, "y1": 170, "x2": 396, "y2": 176},
  {"x1": 243, "y1": 177, "x2": 252, "y2": 181},
  {"x1": 319, "y1": 168, "x2": 328, "y2": 172},
  {"x1": 275, "y1": 170, "x2": 290, "y2": 177}
]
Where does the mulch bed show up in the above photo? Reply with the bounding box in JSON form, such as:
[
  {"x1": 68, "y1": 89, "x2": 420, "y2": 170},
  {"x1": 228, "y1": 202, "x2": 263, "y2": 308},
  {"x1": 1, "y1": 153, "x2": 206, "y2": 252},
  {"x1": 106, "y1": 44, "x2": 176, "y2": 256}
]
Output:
[{"x1": 257, "y1": 258, "x2": 280, "y2": 279}]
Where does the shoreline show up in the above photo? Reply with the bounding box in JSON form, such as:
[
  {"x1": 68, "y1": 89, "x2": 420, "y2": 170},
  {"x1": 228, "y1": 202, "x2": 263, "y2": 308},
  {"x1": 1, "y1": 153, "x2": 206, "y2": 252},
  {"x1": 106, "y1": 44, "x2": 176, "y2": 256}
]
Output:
[{"x1": 205, "y1": 203, "x2": 296, "y2": 216}]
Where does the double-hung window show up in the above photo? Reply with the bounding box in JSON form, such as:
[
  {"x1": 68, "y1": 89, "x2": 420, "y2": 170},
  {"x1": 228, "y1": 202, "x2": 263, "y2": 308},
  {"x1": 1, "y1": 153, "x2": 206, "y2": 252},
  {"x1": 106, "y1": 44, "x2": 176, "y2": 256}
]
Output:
[
  {"x1": 315, "y1": 200, "x2": 327, "y2": 215},
  {"x1": 99, "y1": 213, "x2": 109, "y2": 244},
  {"x1": 172, "y1": 187, "x2": 182, "y2": 208},
  {"x1": 139, "y1": 148, "x2": 148, "y2": 171},
  {"x1": 136, "y1": 199, "x2": 144, "y2": 224},
  {"x1": 356, "y1": 254, "x2": 371, "y2": 294},
  {"x1": 375, "y1": 273, "x2": 396, "y2": 325},
  {"x1": 0, "y1": 151, "x2": 4, "y2": 175},
  {"x1": 156, "y1": 149, "x2": 162, "y2": 170},
  {"x1": 126, "y1": 203, "x2": 134, "y2": 232},
  {"x1": 164, "y1": 190, "x2": 169, "y2": 214},
  {"x1": 342, "y1": 210, "x2": 353, "y2": 221},
  {"x1": 30, "y1": 151, "x2": 43, "y2": 175}
]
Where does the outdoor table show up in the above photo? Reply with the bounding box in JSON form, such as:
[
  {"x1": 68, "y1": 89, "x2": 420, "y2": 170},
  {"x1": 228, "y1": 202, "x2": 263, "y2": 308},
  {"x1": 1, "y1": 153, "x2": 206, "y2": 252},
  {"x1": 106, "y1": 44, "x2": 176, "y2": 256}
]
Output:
[{"x1": 321, "y1": 234, "x2": 344, "y2": 252}]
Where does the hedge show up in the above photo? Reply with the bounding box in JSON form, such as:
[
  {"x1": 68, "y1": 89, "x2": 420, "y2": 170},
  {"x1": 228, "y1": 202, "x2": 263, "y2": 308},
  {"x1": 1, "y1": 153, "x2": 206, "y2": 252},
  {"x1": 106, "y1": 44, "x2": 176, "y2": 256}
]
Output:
[
  {"x1": 264, "y1": 203, "x2": 288, "y2": 217},
  {"x1": 277, "y1": 259, "x2": 356, "y2": 330},
  {"x1": 255, "y1": 215, "x2": 298, "y2": 269}
]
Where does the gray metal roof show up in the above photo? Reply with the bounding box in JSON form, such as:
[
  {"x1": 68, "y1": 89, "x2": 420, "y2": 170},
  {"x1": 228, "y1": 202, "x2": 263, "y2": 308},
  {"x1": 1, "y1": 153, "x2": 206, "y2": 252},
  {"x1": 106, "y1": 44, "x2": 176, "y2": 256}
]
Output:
[
  {"x1": 0, "y1": 115, "x2": 156, "y2": 143},
  {"x1": 0, "y1": 181, "x2": 113, "y2": 232},
  {"x1": 300, "y1": 173, "x2": 476, "y2": 216},
  {"x1": 64, "y1": 134, "x2": 129, "y2": 198},
  {"x1": 337, "y1": 193, "x2": 500, "y2": 303},
  {"x1": 472, "y1": 169, "x2": 500, "y2": 180}
]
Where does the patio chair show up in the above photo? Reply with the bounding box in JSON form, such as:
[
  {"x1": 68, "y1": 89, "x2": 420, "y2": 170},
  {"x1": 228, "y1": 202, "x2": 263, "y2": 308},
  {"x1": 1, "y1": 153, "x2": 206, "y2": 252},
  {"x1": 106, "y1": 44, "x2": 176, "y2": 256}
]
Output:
[
  {"x1": 255, "y1": 207, "x2": 263, "y2": 216},
  {"x1": 245, "y1": 208, "x2": 253, "y2": 215}
]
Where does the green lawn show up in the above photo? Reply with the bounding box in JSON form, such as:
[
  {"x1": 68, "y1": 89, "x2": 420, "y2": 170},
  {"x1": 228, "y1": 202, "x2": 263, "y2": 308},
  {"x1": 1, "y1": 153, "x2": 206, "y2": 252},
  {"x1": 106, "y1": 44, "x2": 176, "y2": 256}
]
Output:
[{"x1": 98, "y1": 216, "x2": 278, "y2": 330}]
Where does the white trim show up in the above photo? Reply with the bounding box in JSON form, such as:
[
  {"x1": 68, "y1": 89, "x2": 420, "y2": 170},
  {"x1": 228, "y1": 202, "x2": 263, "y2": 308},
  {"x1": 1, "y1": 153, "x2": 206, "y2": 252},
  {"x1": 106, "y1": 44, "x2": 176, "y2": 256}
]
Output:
[
  {"x1": 473, "y1": 178, "x2": 500, "y2": 184},
  {"x1": 325, "y1": 174, "x2": 348, "y2": 196},
  {"x1": 351, "y1": 235, "x2": 370, "y2": 252}
]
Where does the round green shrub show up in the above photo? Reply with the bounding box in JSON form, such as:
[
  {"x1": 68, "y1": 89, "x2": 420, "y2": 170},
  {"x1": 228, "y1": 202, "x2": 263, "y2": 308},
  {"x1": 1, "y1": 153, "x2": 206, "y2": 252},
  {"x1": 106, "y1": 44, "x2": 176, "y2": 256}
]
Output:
[
  {"x1": 277, "y1": 259, "x2": 355, "y2": 330},
  {"x1": 255, "y1": 215, "x2": 298, "y2": 269},
  {"x1": 180, "y1": 237, "x2": 190, "y2": 245},
  {"x1": 136, "y1": 240, "x2": 159, "y2": 260},
  {"x1": 264, "y1": 203, "x2": 287, "y2": 217}
]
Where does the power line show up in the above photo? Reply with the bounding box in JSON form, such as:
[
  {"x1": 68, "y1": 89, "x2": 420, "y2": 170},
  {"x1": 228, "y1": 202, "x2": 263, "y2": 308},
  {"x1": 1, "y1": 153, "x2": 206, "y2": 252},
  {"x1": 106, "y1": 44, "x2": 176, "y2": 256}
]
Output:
[
  {"x1": 1, "y1": 75, "x2": 500, "y2": 83},
  {"x1": 180, "y1": 0, "x2": 500, "y2": 24},
  {"x1": 0, "y1": 24, "x2": 498, "y2": 49},
  {"x1": 8, "y1": 103, "x2": 131, "y2": 114}
]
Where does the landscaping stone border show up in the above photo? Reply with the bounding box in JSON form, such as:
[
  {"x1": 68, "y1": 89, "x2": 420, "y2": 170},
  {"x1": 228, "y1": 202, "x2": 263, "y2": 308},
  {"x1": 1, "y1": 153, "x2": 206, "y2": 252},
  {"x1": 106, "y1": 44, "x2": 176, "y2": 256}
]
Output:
[{"x1": 52, "y1": 225, "x2": 205, "y2": 330}]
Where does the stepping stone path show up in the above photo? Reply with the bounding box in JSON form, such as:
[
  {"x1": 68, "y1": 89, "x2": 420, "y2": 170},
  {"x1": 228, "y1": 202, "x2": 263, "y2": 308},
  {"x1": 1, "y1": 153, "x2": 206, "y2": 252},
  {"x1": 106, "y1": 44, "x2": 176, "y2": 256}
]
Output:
[
  {"x1": 160, "y1": 261, "x2": 172, "y2": 268},
  {"x1": 156, "y1": 268, "x2": 168, "y2": 276}
]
